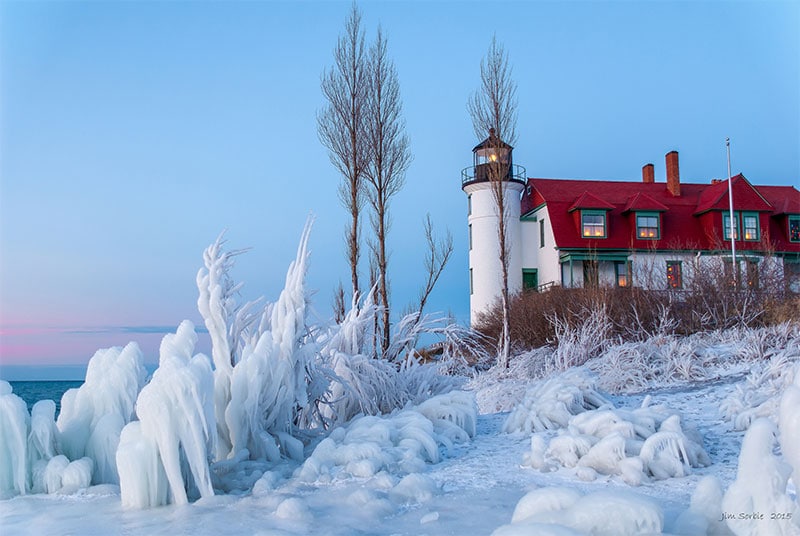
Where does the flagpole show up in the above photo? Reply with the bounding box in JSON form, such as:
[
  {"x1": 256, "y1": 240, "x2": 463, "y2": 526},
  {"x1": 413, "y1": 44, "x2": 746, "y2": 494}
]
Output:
[{"x1": 726, "y1": 137, "x2": 737, "y2": 286}]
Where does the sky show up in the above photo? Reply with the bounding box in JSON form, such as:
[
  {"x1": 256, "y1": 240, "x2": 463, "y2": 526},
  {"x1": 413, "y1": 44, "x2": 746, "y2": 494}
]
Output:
[{"x1": 1, "y1": 0, "x2": 798, "y2": 379}]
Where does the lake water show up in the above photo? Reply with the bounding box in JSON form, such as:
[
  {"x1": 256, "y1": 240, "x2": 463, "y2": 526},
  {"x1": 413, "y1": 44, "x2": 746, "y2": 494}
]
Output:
[{"x1": 8, "y1": 380, "x2": 83, "y2": 416}]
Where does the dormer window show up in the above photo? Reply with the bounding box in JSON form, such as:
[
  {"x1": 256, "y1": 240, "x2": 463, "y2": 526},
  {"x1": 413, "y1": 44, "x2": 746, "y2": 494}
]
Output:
[
  {"x1": 636, "y1": 212, "x2": 660, "y2": 239},
  {"x1": 723, "y1": 213, "x2": 739, "y2": 240},
  {"x1": 581, "y1": 211, "x2": 606, "y2": 238}
]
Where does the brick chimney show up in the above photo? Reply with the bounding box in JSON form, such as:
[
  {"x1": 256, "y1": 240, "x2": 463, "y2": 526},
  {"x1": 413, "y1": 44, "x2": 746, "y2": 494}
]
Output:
[
  {"x1": 666, "y1": 151, "x2": 680, "y2": 196},
  {"x1": 642, "y1": 163, "x2": 655, "y2": 183}
]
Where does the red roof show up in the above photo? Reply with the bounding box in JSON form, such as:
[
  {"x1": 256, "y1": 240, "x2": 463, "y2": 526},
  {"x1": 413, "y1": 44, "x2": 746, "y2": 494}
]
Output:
[
  {"x1": 568, "y1": 191, "x2": 616, "y2": 212},
  {"x1": 622, "y1": 193, "x2": 670, "y2": 213},
  {"x1": 694, "y1": 174, "x2": 773, "y2": 215},
  {"x1": 520, "y1": 175, "x2": 800, "y2": 254}
]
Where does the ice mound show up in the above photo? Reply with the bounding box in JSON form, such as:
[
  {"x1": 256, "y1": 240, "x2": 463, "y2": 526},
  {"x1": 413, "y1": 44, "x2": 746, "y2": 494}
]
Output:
[
  {"x1": 57, "y1": 342, "x2": 146, "y2": 485},
  {"x1": 117, "y1": 321, "x2": 217, "y2": 509},
  {"x1": 296, "y1": 391, "x2": 477, "y2": 483},
  {"x1": 0, "y1": 381, "x2": 30, "y2": 497},
  {"x1": 722, "y1": 418, "x2": 799, "y2": 535},
  {"x1": 502, "y1": 369, "x2": 611, "y2": 434},
  {"x1": 514, "y1": 371, "x2": 709, "y2": 485},
  {"x1": 494, "y1": 487, "x2": 663, "y2": 536}
]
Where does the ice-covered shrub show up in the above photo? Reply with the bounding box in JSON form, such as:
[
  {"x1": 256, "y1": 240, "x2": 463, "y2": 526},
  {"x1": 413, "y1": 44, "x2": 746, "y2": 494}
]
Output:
[
  {"x1": 721, "y1": 353, "x2": 798, "y2": 431},
  {"x1": 0, "y1": 381, "x2": 30, "y2": 498},
  {"x1": 493, "y1": 487, "x2": 663, "y2": 536},
  {"x1": 56, "y1": 342, "x2": 146, "y2": 484},
  {"x1": 296, "y1": 391, "x2": 476, "y2": 483},
  {"x1": 503, "y1": 370, "x2": 611, "y2": 434},
  {"x1": 512, "y1": 370, "x2": 709, "y2": 486},
  {"x1": 117, "y1": 321, "x2": 216, "y2": 509},
  {"x1": 722, "y1": 418, "x2": 799, "y2": 535}
]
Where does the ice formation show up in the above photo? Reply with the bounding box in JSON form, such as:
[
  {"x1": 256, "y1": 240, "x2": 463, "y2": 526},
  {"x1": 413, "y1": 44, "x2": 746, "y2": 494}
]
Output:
[
  {"x1": 722, "y1": 418, "x2": 799, "y2": 535},
  {"x1": 0, "y1": 381, "x2": 30, "y2": 497},
  {"x1": 502, "y1": 369, "x2": 611, "y2": 434},
  {"x1": 117, "y1": 321, "x2": 216, "y2": 509},
  {"x1": 494, "y1": 487, "x2": 663, "y2": 536},
  {"x1": 514, "y1": 371, "x2": 709, "y2": 485},
  {"x1": 56, "y1": 342, "x2": 147, "y2": 485},
  {"x1": 780, "y1": 362, "x2": 800, "y2": 484},
  {"x1": 296, "y1": 391, "x2": 477, "y2": 483}
]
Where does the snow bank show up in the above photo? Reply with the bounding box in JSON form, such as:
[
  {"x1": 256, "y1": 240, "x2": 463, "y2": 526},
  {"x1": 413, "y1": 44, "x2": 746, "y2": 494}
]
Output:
[
  {"x1": 117, "y1": 321, "x2": 216, "y2": 509},
  {"x1": 296, "y1": 391, "x2": 476, "y2": 483},
  {"x1": 511, "y1": 371, "x2": 709, "y2": 485},
  {"x1": 494, "y1": 487, "x2": 663, "y2": 536},
  {"x1": 57, "y1": 342, "x2": 146, "y2": 485}
]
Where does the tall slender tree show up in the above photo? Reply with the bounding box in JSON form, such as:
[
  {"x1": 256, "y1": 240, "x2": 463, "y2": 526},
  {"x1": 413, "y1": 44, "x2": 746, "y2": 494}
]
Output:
[
  {"x1": 468, "y1": 36, "x2": 518, "y2": 368},
  {"x1": 364, "y1": 26, "x2": 411, "y2": 356},
  {"x1": 318, "y1": 3, "x2": 368, "y2": 304}
]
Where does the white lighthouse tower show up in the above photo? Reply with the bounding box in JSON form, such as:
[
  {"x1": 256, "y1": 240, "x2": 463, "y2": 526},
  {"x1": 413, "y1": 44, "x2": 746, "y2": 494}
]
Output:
[{"x1": 462, "y1": 129, "x2": 526, "y2": 325}]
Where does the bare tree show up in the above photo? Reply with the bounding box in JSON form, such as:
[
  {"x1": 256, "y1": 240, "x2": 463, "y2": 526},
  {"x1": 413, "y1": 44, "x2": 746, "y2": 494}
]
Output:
[
  {"x1": 417, "y1": 214, "x2": 454, "y2": 317},
  {"x1": 318, "y1": 3, "x2": 368, "y2": 306},
  {"x1": 363, "y1": 26, "x2": 411, "y2": 356},
  {"x1": 468, "y1": 36, "x2": 518, "y2": 368}
]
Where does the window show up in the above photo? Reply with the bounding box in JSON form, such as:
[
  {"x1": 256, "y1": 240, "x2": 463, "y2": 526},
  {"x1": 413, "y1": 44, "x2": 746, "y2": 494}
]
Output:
[
  {"x1": 539, "y1": 219, "x2": 546, "y2": 248},
  {"x1": 467, "y1": 194, "x2": 472, "y2": 216},
  {"x1": 790, "y1": 215, "x2": 800, "y2": 242},
  {"x1": 666, "y1": 261, "x2": 682, "y2": 289},
  {"x1": 723, "y1": 260, "x2": 740, "y2": 288},
  {"x1": 469, "y1": 268, "x2": 473, "y2": 295},
  {"x1": 523, "y1": 269, "x2": 538, "y2": 291},
  {"x1": 615, "y1": 261, "x2": 630, "y2": 288},
  {"x1": 636, "y1": 213, "x2": 660, "y2": 239},
  {"x1": 581, "y1": 211, "x2": 606, "y2": 238},
  {"x1": 723, "y1": 213, "x2": 739, "y2": 240},
  {"x1": 469, "y1": 224, "x2": 473, "y2": 250},
  {"x1": 746, "y1": 260, "x2": 759, "y2": 289},
  {"x1": 583, "y1": 260, "x2": 599, "y2": 288},
  {"x1": 743, "y1": 213, "x2": 759, "y2": 241}
]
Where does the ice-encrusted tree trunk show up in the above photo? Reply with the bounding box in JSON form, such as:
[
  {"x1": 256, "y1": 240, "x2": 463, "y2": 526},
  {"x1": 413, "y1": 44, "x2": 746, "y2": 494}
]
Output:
[
  {"x1": 364, "y1": 25, "x2": 411, "y2": 357},
  {"x1": 318, "y1": 2, "x2": 368, "y2": 305},
  {"x1": 468, "y1": 36, "x2": 518, "y2": 368}
]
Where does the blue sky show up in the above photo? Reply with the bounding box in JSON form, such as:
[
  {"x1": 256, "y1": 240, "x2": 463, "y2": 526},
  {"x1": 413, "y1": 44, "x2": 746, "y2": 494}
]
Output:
[{"x1": 1, "y1": 0, "x2": 798, "y2": 379}]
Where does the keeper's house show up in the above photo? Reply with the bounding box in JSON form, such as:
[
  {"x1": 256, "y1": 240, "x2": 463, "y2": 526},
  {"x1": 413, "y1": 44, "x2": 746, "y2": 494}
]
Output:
[{"x1": 462, "y1": 139, "x2": 800, "y2": 324}]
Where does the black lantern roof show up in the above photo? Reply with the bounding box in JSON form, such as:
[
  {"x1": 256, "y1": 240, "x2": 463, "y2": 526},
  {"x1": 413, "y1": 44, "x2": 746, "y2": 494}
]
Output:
[{"x1": 472, "y1": 128, "x2": 513, "y2": 153}]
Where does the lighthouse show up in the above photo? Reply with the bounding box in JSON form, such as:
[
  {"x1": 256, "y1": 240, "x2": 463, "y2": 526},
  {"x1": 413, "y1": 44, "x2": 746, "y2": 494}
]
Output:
[{"x1": 461, "y1": 129, "x2": 526, "y2": 325}]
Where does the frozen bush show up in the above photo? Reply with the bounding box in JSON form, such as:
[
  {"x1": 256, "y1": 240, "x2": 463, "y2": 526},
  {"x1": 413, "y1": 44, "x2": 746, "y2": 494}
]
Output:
[
  {"x1": 296, "y1": 392, "x2": 475, "y2": 484},
  {"x1": 503, "y1": 369, "x2": 610, "y2": 434},
  {"x1": 117, "y1": 321, "x2": 216, "y2": 508},
  {"x1": 0, "y1": 381, "x2": 30, "y2": 497},
  {"x1": 56, "y1": 342, "x2": 146, "y2": 484}
]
